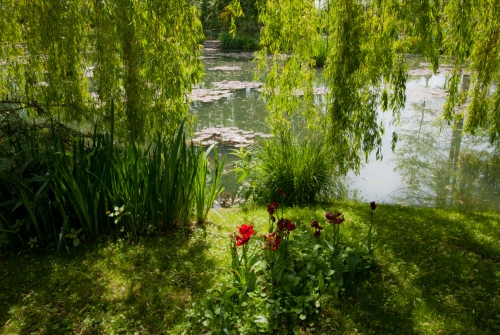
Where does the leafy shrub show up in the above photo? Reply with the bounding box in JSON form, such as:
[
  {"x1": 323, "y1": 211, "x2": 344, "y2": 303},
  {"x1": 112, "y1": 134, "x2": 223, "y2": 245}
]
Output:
[
  {"x1": 220, "y1": 31, "x2": 259, "y2": 51},
  {"x1": 243, "y1": 132, "x2": 345, "y2": 206},
  {"x1": 189, "y1": 200, "x2": 379, "y2": 333}
]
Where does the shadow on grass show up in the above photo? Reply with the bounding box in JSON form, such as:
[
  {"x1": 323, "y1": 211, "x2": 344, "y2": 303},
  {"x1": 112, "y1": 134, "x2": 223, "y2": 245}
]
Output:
[
  {"x1": 336, "y1": 205, "x2": 500, "y2": 334},
  {"x1": 0, "y1": 227, "x2": 217, "y2": 334}
]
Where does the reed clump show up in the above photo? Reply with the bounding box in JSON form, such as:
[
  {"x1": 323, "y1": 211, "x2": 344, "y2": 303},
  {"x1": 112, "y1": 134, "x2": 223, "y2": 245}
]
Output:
[{"x1": 0, "y1": 111, "x2": 224, "y2": 253}]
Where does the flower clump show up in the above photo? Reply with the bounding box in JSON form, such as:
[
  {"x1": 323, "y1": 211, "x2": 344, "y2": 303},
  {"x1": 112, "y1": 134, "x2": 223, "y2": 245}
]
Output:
[
  {"x1": 277, "y1": 218, "x2": 296, "y2": 232},
  {"x1": 263, "y1": 191, "x2": 296, "y2": 251}
]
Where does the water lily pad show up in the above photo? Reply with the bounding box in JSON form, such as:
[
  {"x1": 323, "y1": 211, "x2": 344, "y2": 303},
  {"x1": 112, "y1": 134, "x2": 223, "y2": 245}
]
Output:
[
  {"x1": 406, "y1": 87, "x2": 448, "y2": 102},
  {"x1": 189, "y1": 126, "x2": 271, "y2": 147},
  {"x1": 201, "y1": 52, "x2": 255, "y2": 59},
  {"x1": 254, "y1": 87, "x2": 328, "y2": 95},
  {"x1": 208, "y1": 66, "x2": 241, "y2": 71},
  {"x1": 190, "y1": 89, "x2": 233, "y2": 102},
  {"x1": 408, "y1": 67, "x2": 451, "y2": 76},
  {"x1": 212, "y1": 80, "x2": 263, "y2": 90}
]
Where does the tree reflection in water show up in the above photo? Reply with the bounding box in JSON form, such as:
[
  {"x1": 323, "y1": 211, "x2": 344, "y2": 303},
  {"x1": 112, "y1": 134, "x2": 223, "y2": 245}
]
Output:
[{"x1": 393, "y1": 74, "x2": 500, "y2": 211}]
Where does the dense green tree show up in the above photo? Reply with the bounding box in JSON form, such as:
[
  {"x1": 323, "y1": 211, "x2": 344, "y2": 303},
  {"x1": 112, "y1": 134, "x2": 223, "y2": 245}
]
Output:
[
  {"x1": 0, "y1": 0, "x2": 204, "y2": 138},
  {"x1": 196, "y1": 0, "x2": 259, "y2": 32},
  {"x1": 229, "y1": 0, "x2": 500, "y2": 172}
]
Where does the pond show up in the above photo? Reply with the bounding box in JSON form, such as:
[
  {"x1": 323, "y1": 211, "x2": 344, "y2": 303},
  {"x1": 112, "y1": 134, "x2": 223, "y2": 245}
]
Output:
[{"x1": 190, "y1": 51, "x2": 500, "y2": 212}]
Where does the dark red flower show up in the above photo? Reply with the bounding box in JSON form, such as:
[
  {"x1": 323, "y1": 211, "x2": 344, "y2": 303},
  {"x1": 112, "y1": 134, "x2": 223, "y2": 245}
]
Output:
[
  {"x1": 279, "y1": 188, "x2": 286, "y2": 197},
  {"x1": 263, "y1": 232, "x2": 281, "y2": 251},
  {"x1": 326, "y1": 212, "x2": 344, "y2": 225},
  {"x1": 370, "y1": 201, "x2": 377, "y2": 210},
  {"x1": 285, "y1": 220, "x2": 295, "y2": 231},
  {"x1": 312, "y1": 220, "x2": 323, "y2": 237},
  {"x1": 325, "y1": 212, "x2": 335, "y2": 221},
  {"x1": 264, "y1": 232, "x2": 276, "y2": 243},
  {"x1": 267, "y1": 201, "x2": 279, "y2": 215},
  {"x1": 271, "y1": 236, "x2": 282, "y2": 251},
  {"x1": 277, "y1": 218, "x2": 285, "y2": 230},
  {"x1": 238, "y1": 224, "x2": 255, "y2": 238},
  {"x1": 333, "y1": 214, "x2": 344, "y2": 225}
]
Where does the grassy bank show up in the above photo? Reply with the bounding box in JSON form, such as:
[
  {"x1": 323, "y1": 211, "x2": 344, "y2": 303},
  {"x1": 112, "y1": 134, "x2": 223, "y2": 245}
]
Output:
[{"x1": 1, "y1": 202, "x2": 499, "y2": 334}]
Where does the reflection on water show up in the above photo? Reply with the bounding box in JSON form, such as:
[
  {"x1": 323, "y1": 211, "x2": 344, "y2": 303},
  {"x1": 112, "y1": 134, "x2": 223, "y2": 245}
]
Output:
[
  {"x1": 191, "y1": 55, "x2": 500, "y2": 212},
  {"x1": 390, "y1": 102, "x2": 500, "y2": 209}
]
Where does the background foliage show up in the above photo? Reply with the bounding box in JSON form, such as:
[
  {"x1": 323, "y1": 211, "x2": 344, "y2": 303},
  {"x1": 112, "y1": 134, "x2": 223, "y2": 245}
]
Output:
[
  {"x1": 241, "y1": 0, "x2": 500, "y2": 173},
  {"x1": 0, "y1": 0, "x2": 204, "y2": 138}
]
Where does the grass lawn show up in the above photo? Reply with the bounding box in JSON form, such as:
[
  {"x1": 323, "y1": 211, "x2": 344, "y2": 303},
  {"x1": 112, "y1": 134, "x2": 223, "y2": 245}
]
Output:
[{"x1": 1, "y1": 202, "x2": 499, "y2": 334}]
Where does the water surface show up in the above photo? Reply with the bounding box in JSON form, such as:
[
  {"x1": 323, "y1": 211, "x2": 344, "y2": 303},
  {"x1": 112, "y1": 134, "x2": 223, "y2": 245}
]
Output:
[{"x1": 190, "y1": 55, "x2": 500, "y2": 212}]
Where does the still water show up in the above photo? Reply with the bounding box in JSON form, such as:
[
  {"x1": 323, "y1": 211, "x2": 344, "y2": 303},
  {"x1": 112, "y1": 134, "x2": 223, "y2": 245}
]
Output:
[{"x1": 190, "y1": 55, "x2": 500, "y2": 212}]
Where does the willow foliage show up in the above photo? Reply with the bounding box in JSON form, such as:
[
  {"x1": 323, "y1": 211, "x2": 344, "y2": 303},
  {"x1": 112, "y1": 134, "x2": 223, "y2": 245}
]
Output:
[
  {"x1": 0, "y1": 0, "x2": 204, "y2": 138},
  {"x1": 233, "y1": 0, "x2": 500, "y2": 173}
]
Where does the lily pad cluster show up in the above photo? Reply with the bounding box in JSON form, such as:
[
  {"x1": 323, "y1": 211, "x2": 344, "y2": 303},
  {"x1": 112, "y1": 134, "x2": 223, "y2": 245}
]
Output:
[
  {"x1": 190, "y1": 127, "x2": 272, "y2": 147},
  {"x1": 211, "y1": 80, "x2": 263, "y2": 90},
  {"x1": 207, "y1": 66, "x2": 241, "y2": 71},
  {"x1": 190, "y1": 81, "x2": 263, "y2": 103},
  {"x1": 190, "y1": 89, "x2": 234, "y2": 102}
]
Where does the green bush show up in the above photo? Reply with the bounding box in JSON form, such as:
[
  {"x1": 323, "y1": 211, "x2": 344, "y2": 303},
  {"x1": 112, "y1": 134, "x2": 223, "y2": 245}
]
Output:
[
  {"x1": 243, "y1": 132, "x2": 345, "y2": 206},
  {"x1": 220, "y1": 31, "x2": 259, "y2": 51}
]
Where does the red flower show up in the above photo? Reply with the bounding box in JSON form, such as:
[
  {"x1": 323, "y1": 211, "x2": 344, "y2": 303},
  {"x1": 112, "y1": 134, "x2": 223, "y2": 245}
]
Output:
[
  {"x1": 311, "y1": 220, "x2": 319, "y2": 228},
  {"x1": 277, "y1": 218, "x2": 285, "y2": 230},
  {"x1": 235, "y1": 223, "x2": 254, "y2": 246},
  {"x1": 238, "y1": 224, "x2": 255, "y2": 238},
  {"x1": 314, "y1": 230, "x2": 321, "y2": 237},
  {"x1": 370, "y1": 201, "x2": 377, "y2": 210},
  {"x1": 267, "y1": 201, "x2": 279, "y2": 215},
  {"x1": 264, "y1": 232, "x2": 275, "y2": 242},
  {"x1": 236, "y1": 235, "x2": 250, "y2": 246},
  {"x1": 285, "y1": 220, "x2": 295, "y2": 231},
  {"x1": 326, "y1": 212, "x2": 344, "y2": 225},
  {"x1": 279, "y1": 188, "x2": 286, "y2": 197}
]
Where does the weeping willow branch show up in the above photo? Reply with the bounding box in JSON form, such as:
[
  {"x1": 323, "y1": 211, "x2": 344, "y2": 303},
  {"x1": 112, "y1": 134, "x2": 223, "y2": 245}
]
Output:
[{"x1": 241, "y1": 0, "x2": 500, "y2": 173}]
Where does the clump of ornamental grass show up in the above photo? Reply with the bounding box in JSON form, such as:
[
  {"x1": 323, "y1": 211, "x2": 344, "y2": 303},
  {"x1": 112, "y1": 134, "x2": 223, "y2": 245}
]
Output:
[{"x1": 246, "y1": 132, "x2": 345, "y2": 207}]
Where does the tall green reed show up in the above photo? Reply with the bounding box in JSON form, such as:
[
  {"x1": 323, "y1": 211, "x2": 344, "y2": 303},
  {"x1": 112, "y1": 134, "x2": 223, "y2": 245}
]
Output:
[
  {"x1": 0, "y1": 111, "x2": 224, "y2": 252},
  {"x1": 194, "y1": 144, "x2": 225, "y2": 224}
]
